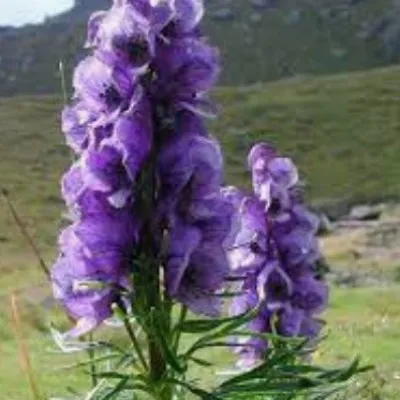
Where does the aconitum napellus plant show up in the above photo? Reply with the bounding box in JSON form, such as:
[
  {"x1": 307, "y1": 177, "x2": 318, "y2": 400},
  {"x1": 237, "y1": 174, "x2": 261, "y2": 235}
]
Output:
[{"x1": 51, "y1": 0, "x2": 368, "y2": 398}]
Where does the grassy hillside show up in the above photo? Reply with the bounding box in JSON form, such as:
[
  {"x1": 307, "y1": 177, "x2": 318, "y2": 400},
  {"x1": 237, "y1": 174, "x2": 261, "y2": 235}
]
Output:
[
  {"x1": 0, "y1": 0, "x2": 399, "y2": 96},
  {"x1": 2, "y1": 65, "x2": 400, "y2": 259},
  {"x1": 1, "y1": 66, "x2": 400, "y2": 398}
]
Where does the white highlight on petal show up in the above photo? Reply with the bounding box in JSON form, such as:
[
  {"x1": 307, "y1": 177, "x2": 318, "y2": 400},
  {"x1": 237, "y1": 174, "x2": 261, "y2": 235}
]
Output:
[{"x1": 50, "y1": 321, "x2": 98, "y2": 353}]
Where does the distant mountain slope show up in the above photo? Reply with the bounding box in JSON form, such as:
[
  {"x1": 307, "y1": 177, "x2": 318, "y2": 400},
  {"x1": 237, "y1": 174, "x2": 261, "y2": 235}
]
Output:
[
  {"x1": 2, "y1": 65, "x2": 400, "y2": 256},
  {"x1": 0, "y1": 0, "x2": 400, "y2": 96}
]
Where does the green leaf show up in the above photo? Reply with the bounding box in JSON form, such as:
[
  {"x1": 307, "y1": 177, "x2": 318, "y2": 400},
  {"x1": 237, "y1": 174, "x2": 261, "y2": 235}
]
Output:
[
  {"x1": 308, "y1": 385, "x2": 346, "y2": 400},
  {"x1": 97, "y1": 377, "x2": 130, "y2": 400},
  {"x1": 185, "y1": 308, "x2": 259, "y2": 356},
  {"x1": 57, "y1": 353, "x2": 124, "y2": 370},
  {"x1": 167, "y1": 378, "x2": 223, "y2": 400},
  {"x1": 177, "y1": 314, "x2": 243, "y2": 334},
  {"x1": 219, "y1": 344, "x2": 301, "y2": 389},
  {"x1": 92, "y1": 372, "x2": 131, "y2": 380},
  {"x1": 188, "y1": 356, "x2": 214, "y2": 367},
  {"x1": 230, "y1": 330, "x2": 303, "y2": 345}
]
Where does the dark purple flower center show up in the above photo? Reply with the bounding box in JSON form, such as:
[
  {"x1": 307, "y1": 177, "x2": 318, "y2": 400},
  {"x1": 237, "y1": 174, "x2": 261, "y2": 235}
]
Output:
[
  {"x1": 267, "y1": 274, "x2": 290, "y2": 302},
  {"x1": 250, "y1": 241, "x2": 264, "y2": 255},
  {"x1": 113, "y1": 35, "x2": 151, "y2": 66},
  {"x1": 100, "y1": 84, "x2": 122, "y2": 109},
  {"x1": 269, "y1": 197, "x2": 282, "y2": 216}
]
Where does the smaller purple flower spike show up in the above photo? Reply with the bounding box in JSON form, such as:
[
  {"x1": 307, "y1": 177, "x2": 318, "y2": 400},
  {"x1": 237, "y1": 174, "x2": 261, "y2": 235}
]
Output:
[{"x1": 227, "y1": 143, "x2": 328, "y2": 367}]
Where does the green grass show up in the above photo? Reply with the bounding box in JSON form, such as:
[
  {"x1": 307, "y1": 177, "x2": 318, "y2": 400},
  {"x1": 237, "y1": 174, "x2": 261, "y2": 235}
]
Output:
[
  {"x1": 2, "y1": 65, "x2": 400, "y2": 258},
  {"x1": 214, "y1": 65, "x2": 400, "y2": 211},
  {"x1": 2, "y1": 275, "x2": 399, "y2": 399},
  {"x1": 320, "y1": 287, "x2": 400, "y2": 399}
]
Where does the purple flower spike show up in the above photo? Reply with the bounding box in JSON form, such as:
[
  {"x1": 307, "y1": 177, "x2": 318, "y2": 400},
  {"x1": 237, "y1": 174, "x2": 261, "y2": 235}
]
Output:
[
  {"x1": 54, "y1": 0, "x2": 234, "y2": 335},
  {"x1": 227, "y1": 143, "x2": 327, "y2": 367}
]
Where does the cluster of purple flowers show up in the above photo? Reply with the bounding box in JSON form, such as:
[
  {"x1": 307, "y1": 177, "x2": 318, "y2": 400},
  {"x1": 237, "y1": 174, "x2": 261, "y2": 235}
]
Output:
[
  {"x1": 52, "y1": 0, "x2": 327, "y2": 370},
  {"x1": 53, "y1": 0, "x2": 234, "y2": 337},
  {"x1": 226, "y1": 143, "x2": 328, "y2": 368}
]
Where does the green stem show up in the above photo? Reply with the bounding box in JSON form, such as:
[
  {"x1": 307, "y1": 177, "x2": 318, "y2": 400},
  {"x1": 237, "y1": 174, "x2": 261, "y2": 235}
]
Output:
[
  {"x1": 87, "y1": 333, "x2": 98, "y2": 388},
  {"x1": 174, "y1": 306, "x2": 188, "y2": 353},
  {"x1": 148, "y1": 269, "x2": 166, "y2": 382},
  {"x1": 123, "y1": 315, "x2": 149, "y2": 373}
]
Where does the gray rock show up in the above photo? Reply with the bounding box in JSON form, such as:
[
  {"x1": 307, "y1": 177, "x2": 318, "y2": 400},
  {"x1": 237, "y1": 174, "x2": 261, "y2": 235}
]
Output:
[
  {"x1": 250, "y1": 0, "x2": 277, "y2": 10},
  {"x1": 348, "y1": 204, "x2": 386, "y2": 221},
  {"x1": 331, "y1": 47, "x2": 347, "y2": 58},
  {"x1": 286, "y1": 9, "x2": 302, "y2": 25},
  {"x1": 249, "y1": 13, "x2": 262, "y2": 23},
  {"x1": 317, "y1": 213, "x2": 334, "y2": 236},
  {"x1": 211, "y1": 8, "x2": 234, "y2": 21}
]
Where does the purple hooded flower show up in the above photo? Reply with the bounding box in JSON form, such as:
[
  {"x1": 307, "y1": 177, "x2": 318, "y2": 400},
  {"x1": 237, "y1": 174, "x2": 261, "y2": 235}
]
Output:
[
  {"x1": 166, "y1": 219, "x2": 230, "y2": 316},
  {"x1": 105, "y1": 92, "x2": 153, "y2": 180},
  {"x1": 248, "y1": 143, "x2": 298, "y2": 209},
  {"x1": 52, "y1": 194, "x2": 137, "y2": 337},
  {"x1": 92, "y1": 3, "x2": 154, "y2": 69},
  {"x1": 157, "y1": 129, "x2": 223, "y2": 215},
  {"x1": 173, "y1": 0, "x2": 204, "y2": 33},
  {"x1": 154, "y1": 36, "x2": 220, "y2": 113},
  {"x1": 61, "y1": 102, "x2": 97, "y2": 154},
  {"x1": 73, "y1": 56, "x2": 137, "y2": 113},
  {"x1": 161, "y1": 178, "x2": 234, "y2": 316}
]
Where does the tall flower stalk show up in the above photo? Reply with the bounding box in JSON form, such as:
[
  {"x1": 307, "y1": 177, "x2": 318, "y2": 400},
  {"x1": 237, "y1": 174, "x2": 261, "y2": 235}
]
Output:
[
  {"x1": 55, "y1": 0, "x2": 233, "y2": 395},
  {"x1": 51, "y1": 1, "x2": 371, "y2": 399}
]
